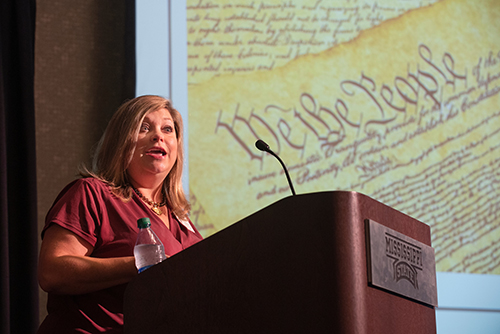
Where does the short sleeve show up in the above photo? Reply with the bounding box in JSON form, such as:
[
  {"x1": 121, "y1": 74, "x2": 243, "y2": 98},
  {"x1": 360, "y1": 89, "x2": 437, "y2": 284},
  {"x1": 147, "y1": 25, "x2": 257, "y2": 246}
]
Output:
[{"x1": 42, "y1": 179, "x2": 103, "y2": 247}]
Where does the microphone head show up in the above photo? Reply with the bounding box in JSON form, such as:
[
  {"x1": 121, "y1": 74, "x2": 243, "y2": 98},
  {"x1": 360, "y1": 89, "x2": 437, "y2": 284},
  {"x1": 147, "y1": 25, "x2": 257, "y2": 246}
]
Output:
[{"x1": 255, "y1": 139, "x2": 270, "y2": 152}]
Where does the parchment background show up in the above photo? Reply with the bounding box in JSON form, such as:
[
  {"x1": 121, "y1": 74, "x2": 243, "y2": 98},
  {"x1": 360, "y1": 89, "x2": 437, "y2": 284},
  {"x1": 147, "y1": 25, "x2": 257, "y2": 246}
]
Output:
[{"x1": 187, "y1": 0, "x2": 500, "y2": 275}]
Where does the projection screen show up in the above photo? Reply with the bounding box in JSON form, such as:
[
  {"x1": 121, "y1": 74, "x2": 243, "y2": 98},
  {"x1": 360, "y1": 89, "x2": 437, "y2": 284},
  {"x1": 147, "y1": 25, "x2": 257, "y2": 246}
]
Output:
[{"x1": 136, "y1": 0, "x2": 500, "y2": 332}]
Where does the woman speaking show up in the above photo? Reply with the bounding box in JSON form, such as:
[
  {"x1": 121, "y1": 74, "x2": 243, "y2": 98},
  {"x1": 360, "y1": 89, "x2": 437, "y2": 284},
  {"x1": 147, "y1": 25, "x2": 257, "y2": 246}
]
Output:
[{"x1": 37, "y1": 95, "x2": 203, "y2": 333}]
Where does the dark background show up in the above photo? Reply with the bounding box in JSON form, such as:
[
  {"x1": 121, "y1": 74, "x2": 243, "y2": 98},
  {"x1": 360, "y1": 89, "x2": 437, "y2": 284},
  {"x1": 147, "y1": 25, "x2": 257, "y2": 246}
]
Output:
[{"x1": 1, "y1": 0, "x2": 135, "y2": 332}]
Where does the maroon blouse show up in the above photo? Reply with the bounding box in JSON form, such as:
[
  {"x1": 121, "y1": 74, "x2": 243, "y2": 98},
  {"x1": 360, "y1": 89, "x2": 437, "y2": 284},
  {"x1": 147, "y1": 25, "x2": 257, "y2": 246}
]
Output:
[{"x1": 38, "y1": 178, "x2": 203, "y2": 334}]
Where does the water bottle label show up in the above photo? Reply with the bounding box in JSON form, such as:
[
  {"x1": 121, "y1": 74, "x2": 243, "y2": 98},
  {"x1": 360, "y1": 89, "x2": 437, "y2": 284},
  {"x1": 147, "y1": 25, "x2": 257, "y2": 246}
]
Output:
[{"x1": 134, "y1": 243, "x2": 166, "y2": 273}]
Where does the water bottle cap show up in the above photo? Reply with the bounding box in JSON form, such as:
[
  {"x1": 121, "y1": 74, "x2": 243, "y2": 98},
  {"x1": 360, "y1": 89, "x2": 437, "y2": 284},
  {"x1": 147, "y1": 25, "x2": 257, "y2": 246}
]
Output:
[{"x1": 137, "y1": 217, "x2": 151, "y2": 228}]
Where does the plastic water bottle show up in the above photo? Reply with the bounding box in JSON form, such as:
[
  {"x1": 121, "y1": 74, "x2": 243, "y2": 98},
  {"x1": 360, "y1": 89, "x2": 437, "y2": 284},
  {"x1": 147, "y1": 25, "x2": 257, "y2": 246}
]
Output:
[{"x1": 134, "y1": 217, "x2": 166, "y2": 273}]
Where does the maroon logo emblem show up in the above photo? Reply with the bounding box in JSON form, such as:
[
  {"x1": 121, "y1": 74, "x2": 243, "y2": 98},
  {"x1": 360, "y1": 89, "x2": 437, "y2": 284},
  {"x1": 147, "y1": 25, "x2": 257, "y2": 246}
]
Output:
[{"x1": 385, "y1": 233, "x2": 423, "y2": 289}]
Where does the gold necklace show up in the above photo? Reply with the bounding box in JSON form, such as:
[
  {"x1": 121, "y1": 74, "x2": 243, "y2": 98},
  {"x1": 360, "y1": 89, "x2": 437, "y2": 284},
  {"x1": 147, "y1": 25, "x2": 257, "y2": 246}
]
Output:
[{"x1": 133, "y1": 188, "x2": 166, "y2": 215}]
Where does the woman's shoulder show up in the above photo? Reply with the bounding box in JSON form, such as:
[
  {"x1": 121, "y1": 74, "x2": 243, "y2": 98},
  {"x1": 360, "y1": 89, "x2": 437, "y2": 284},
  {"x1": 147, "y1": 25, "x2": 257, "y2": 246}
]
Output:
[
  {"x1": 75, "y1": 177, "x2": 108, "y2": 187},
  {"x1": 49, "y1": 177, "x2": 125, "y2": 217},
  {"x1": 64, "y1": 177, "x2": 108, "y2": 190},
  {"x1": 57, "y1": 177, "x2": 111, "y2": 199}
]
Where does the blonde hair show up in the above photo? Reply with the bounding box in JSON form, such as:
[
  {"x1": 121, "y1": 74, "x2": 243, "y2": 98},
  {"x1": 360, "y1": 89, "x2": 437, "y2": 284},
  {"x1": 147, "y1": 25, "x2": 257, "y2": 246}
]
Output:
[{"x1": 81, "y1": 95, "x2": 190, "y2": 219}]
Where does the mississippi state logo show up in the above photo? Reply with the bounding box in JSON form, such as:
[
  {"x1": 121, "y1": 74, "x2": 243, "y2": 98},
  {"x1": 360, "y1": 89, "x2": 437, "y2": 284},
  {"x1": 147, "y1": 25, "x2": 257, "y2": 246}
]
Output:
[
  {"x1": 385, "y1": 234, "x2": 423, "y2": 289},
  {"x1": 366, "y1": 219, "x2": 437, "y2": 307}
]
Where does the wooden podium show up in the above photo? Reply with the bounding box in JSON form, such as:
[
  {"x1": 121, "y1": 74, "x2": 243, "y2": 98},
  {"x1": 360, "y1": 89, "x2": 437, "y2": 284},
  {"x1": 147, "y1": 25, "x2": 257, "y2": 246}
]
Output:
[{"x1": 124, "y1": 191, "x2": 437, "y2": 333}]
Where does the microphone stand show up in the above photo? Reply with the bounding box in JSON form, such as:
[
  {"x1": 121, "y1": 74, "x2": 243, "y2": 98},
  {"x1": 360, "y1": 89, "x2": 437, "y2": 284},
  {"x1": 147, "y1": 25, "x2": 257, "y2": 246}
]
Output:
[{"x1": 255, "y1": 140, "x2": 296, "y2": 196}]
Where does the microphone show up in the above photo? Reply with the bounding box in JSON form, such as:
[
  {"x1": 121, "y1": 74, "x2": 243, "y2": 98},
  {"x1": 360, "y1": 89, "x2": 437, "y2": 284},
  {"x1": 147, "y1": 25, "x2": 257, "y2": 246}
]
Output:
[{"x1": 255, "y1": 139, "x2": 296, "y2": 196}]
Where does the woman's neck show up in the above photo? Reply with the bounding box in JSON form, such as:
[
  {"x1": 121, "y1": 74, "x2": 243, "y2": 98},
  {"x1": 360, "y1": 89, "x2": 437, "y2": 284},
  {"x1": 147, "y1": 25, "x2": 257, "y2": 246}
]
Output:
[{"x1": 129, "y1": 177, "x2": 165, "y2": 203}]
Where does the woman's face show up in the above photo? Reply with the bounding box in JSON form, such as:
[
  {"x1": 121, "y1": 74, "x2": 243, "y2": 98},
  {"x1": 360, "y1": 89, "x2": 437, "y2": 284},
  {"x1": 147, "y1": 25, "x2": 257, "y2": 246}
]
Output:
[{"x1": 127, "y1": 108, "x2": 178, "y2": 185}]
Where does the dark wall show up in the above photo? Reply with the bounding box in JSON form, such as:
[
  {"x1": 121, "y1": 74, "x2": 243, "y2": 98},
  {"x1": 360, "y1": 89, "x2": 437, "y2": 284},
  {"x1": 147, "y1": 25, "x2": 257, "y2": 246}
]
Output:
[{"x1": 34, "y1": 0, "x2": 135, "y2": 322}]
